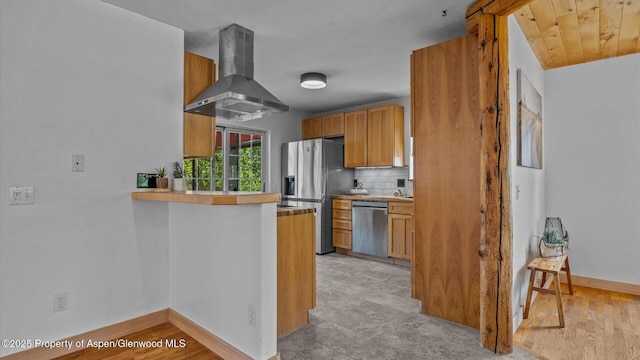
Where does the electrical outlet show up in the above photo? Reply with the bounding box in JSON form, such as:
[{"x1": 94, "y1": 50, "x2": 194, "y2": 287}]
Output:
[
  {"x1": 54, "y1": 293, "x2": 67, "y2": 313},
  {"x1": 71, "y1": 154, "x2": 84, "y2": 172},
  {"x1": 248, "y1": 305, "x2": 257, "y2": 327},
  {"x1": 397, "y1": 179, "x2": 405, "y2": 187}
]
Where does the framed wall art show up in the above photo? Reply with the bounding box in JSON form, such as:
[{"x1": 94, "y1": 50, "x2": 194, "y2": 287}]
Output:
[{"x1": 517, "y1": 69, "x2": 543, "y2": 169}]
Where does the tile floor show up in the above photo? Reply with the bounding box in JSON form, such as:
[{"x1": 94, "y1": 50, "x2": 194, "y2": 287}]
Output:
[{"x1": 278, "y1": 253, "x2": 535, "y2": 360}]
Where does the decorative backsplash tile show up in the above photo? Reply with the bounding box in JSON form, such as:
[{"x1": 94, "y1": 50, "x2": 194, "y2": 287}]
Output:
[{"x1": 353, "y1": 167, "x2": 413, "y2": 196}]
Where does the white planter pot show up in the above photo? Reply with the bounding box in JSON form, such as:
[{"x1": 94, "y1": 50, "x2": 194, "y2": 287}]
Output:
[{"x1": 172, "y1": 178, "x2": 186, "y2": 192}]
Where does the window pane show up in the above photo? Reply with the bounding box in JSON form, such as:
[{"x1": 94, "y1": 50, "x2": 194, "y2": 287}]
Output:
[
  {"x1": 228, "y1": 179, "x2": 239, "y2": 191},
  {"x1": 229, "y1": 155, "x2": 239, "y2": 179},
  {"x1": 229, "y1": 132, "x2": 240, "y2": 155}
]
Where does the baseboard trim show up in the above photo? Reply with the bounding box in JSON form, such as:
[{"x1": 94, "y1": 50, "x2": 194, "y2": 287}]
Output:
[
  {"x1": 0, "y1": 309, "x2": 169, "y2": 360},
  {"x1": 559, "y1": 274, "x2": 640, "y2": 296},
  {"x1": 0, "y1": 309, "x2": 279, "y2": 360},
  {"x1": 168, "y1": 309, "x2": 252, "y2": 360}
]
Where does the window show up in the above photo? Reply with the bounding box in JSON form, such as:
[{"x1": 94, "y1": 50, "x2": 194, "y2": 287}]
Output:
[{"x1": 184, "y1": 126, "x2": 268, "y2": 192}]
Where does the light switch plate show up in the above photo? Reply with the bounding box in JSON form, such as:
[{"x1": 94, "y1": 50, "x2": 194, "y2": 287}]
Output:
[{"x1": 9, "y1": 186, "x2": 35, "y2": 205}]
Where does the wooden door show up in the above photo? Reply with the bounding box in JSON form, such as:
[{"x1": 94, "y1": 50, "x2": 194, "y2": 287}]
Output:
[
  {"x1": 321, "y1": 113, "x2": 345, "y2": 137},
  {"x1": 302, "y1": 117, "x2": 322, "y2": 139},
  {"x1": 412, "y1": 34, "x2": 481, "y2": 329},
  {"x1": 344, "y1": 110, "x2": 368, "y2": 167},
  {"x1": 184, "y1": 52, "x2": 216, "y2": 158}
]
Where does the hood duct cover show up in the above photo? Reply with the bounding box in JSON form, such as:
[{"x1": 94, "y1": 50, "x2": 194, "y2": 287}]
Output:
[{"x1": 184, "y1": 24, "x2": 289, "y2": 121}]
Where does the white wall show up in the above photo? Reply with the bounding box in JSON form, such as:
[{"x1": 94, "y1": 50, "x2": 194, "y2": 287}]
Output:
[
  {"x1": 0, "y1": 0, "x2": 183, "y2": 356},
  {"x1": 217, "y1": 109, "x2": 308, "y2": 194},
  {"x1": 545, "y1": 53, "x2": 640, "y2": 285},
  {"x1": 169, "y1": 203, "x2": 277, "y2": 360},
  {"x1": 508, "y1": 15, "x2": 546, "y2": 331}
]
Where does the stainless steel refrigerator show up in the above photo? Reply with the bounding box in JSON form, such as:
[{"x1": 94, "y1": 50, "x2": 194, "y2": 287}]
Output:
[{"x1": 281, "y1": 139, "x2": 354, "y2": 254}]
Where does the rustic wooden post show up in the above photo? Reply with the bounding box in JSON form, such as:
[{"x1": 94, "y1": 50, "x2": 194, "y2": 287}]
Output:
[{"x1": 465, "y1": 0, "x2": 535, "y2": 354}]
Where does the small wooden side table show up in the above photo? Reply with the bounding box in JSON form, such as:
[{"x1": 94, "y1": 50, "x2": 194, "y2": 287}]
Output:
[{"x1": 523, "y1": 254, "x2": 573, "y2": 327}]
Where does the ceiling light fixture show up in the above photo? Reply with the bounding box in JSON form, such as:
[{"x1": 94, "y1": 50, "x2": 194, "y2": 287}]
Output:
[{"x1": 300, "y1": 72, "x2": 327, "y2": 89}]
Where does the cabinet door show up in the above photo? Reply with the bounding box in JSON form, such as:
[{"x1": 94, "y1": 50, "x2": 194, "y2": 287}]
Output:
[
  {"x1": 184, "y1": 52, "x2": 216, "y2": 158},
  {"x1": 302, "y1": 117, "x2": 322, "y2": 139},
  {"x1": 367, "y1": 105, "x2": 404, "y2": 166},
  {"x1": 344, "y1": 110, "x2": 367, "y2": 167},
  {"x1": 388, "y1": 213, "x2": 413, "y2": 260},
  {"x1": 322, "y1": 113, "x2": 345, "y2": 137},
  {"x1": 332, "y1": 229, "x2": 352, "y2": 249}
]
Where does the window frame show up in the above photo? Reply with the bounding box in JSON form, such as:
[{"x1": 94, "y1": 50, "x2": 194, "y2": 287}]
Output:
[{"x1": 186, "y1": 125, "x2": 269, "y2": 192}]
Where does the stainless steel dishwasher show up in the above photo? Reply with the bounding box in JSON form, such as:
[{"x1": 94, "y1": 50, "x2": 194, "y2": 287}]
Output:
[{"x1": 352, "y1": 201, "x2": 388, "y2": 257}]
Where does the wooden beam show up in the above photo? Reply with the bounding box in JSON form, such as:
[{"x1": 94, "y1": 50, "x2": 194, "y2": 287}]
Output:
[
  {"x1": 477, "y1": 13, "x2": 513, "y2": 354},
  {"x1": 466, "y1": 0, "x2": 535, "y2": 32}
]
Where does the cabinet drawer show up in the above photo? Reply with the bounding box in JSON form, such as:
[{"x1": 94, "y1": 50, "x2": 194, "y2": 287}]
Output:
[
  {"x1": 389, "y1": 201, "x2": 413, "y2": 215},
  {"x1": 333, "y1": 229, "x2": 352, "y2": 249},
  {"x1": 333, "y1": 219, "x2": 352, "y2": 231},
  {"x1": 333, "y1": 199, "x2": 351, "y2": 210},
  {"x1": 333, "y1": 208, "x2": 352, "y2": 220}
]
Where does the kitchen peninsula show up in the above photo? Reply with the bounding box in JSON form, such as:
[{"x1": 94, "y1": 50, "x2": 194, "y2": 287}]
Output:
[{"x1": 131, "y1": 190, "x2": 280, "y2": 360}]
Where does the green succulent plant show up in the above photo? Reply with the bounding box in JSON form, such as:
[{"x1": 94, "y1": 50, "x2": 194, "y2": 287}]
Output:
[
  {"x1": 172, "y1": 161, "x2": 184, "y2": 179},
  {"x1": 542, "y1": 227, "x2": 567, "y2": 245},
  {"x1": 156, "y1": 167, "x2": 167, "y2": 178}
]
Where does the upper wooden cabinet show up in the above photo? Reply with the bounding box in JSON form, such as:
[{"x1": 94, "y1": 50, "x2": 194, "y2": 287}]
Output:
[
  {"x1": 184, "y1": 52, "x2": 216, "y2": 158},
  {"x1": 321, "y1": 113, "x2": 345, "y2": 137},
  {"x1": 344, "y1": 110, "x2": 368, "y2": 167},
  {"x1": 344, "y1": 104, "x2": 404, "y2": 168},
  {"x1": 302, "y1": 113, "x2": 345, "y2": 139},
  {"x1": 302, "y1": 117, "x2": 322, "y2": 140}
]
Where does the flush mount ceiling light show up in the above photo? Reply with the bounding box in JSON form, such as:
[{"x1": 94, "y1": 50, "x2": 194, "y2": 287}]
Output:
[{"x1": 300, "y1": 72, "x2": 327, "y2": 89}]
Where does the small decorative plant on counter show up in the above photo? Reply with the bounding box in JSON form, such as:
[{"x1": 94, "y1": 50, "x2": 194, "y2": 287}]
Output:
[
  {"x1": 172, "y1": 161, "x2": 186, "y2": 192},
  {"x1": 155, "y1": 166, "x2": 169, "y2": 189}
]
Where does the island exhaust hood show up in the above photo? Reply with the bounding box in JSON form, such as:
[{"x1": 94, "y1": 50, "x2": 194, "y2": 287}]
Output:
[{"x1": 184, "y1": 24, "x2": 289, "y2": 121}]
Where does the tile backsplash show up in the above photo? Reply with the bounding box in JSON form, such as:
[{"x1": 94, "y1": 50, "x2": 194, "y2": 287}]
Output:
[{"x1": 353, "y1": 167, "x2": 413, "y2": 197}]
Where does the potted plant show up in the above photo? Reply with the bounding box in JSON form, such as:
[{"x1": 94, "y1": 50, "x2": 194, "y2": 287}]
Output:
[
  {"x1": 538, "y1": 227, "x2": 569, "y2": 258},
  {"x1": 172, "y1": 161, "x2": 186, "y2": 191},
  {"x1": 155, "y1": 166, "x2": 169, "y2": 189}
]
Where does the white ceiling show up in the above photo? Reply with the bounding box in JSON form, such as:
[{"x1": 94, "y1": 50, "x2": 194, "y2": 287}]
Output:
[{"x1": 102, "y1": 0, "x2": 475, "y2": 113}]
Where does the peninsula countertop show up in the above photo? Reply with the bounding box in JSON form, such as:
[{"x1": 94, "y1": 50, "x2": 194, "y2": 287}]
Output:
[
  {"x1": 276, "y1": 206, "x2": 316, "y2": 217},
  {"x1": 131, "y1": 190, "x2": 280, "y2": 205}
]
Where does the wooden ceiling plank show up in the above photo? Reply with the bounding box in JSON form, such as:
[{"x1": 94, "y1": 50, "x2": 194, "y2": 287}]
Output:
[
  {"x1": 514, "y1": 5, "x2": 555, "y2": 68},
  {"x1": 576, "y1": 0, "x2": 602, "y2": 61},
  {"x1": 529, "y1": 0, "x2": 570, "y2": 67},
  {"x1": 617, "y1": 0, "x2": 640, "y2": 56},
  {"x1": 554, "y1": 0, "x2": 579, "y2": 16},
  {"x1": 599, "y1": 0, "x2": 625, "y2": 58},
  {"x1": 554, "y1": 0, "x2": 585, "y2": 64}
]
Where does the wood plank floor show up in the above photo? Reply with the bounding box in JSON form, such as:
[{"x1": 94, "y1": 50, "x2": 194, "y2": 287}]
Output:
[
  {"x1": 515, "y1": 284, "x2": 640, "y2": 360},
  {"x1": 53, "y1": 322, "x2": 222, "y2": 360}
]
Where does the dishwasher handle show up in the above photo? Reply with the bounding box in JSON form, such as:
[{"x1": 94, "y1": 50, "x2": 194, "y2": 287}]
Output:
[{"x1": 352, "y1": 201, "x2": 388, "y2": 209}]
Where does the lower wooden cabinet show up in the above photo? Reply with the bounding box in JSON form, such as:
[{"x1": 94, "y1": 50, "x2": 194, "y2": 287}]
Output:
[
  {"x1": 388, "y1": 214, "x2": 413, "y2": 260},
  {"x1": 332, "y1": 199, "x2": 352, "y2": 249},
  {"x1": 388, "y1": 201, "x2": 414, "y2": 260},
  {"x1": 332, "y1": 228, "x2": 352, "y2": 249},
  {"x1": 277, "y1": 212, "x2": 316, "y2": 337}
]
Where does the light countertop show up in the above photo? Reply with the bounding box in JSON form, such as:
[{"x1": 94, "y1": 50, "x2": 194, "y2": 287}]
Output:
[
  {"x1": 333, "y1": 194, "x2": 413, "y2": 202},
  {"x1": 276, "y1": 207, "x2": 316, "y2": 217},
  {"x1": 131, "y1": 190, "x2": 280, "y2": 205}
]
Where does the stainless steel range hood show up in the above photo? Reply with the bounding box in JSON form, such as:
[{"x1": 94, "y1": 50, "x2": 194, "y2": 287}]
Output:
[{"x1": 184, "y1": 24, "x2": 289, "y2": 121}]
